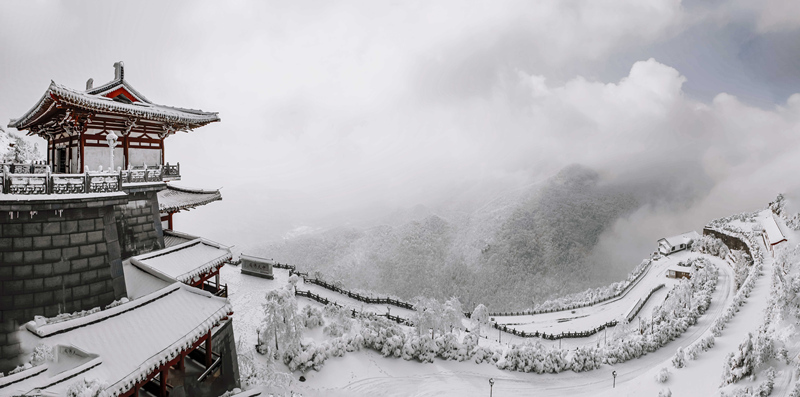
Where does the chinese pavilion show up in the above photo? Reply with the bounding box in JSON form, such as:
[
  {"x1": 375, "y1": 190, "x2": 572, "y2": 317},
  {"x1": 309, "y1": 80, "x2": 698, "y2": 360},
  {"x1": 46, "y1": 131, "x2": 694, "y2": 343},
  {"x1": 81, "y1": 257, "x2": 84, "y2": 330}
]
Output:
[
  {"x1": 0, "y1": 63, "x2": 237, "y2": 397},
  {"x1": 8, "y1": 62, "x2": 219, "y2": 174}
]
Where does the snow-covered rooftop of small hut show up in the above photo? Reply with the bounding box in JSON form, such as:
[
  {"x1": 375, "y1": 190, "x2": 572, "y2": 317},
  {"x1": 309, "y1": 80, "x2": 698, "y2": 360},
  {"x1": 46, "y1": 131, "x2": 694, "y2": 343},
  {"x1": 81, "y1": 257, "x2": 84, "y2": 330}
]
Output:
[
  {"x1": 11, "y1": 282, "x2": 231, "y2": 396},
  {"x1": 158, "y1": 184, "x2": 222, "y2": 213},
  {"x1": 131, "y1": 238, "x2": 231, "y2": 284},
  {"x1": 758, "y1": 209, "x2": 786, "y2": 245},
  {"x1": 660, "y1": 231, "x2": 700, "y2": 247}
]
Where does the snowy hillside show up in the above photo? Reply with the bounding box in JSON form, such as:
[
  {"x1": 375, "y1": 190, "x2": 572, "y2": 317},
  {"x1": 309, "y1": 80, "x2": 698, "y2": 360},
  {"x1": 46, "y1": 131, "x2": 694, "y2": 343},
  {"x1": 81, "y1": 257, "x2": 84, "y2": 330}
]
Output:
[
  {"x1": 252, "y1": 164, "x2": 699, "y2": 311},
  {"x1": 223, "y1": 193, "x2": 800, "y2": 397}
]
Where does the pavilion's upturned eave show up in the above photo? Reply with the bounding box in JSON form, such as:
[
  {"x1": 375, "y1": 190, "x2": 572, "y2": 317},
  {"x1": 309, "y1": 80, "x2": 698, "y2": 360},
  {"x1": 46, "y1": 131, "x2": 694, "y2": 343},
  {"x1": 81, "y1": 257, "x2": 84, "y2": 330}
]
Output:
[
  {"x1": 8, "y1": 81, "x2": 220, "y2": 132},
  {"x1": 158, "y1": 184, "x2": 222, "y2": 214}
]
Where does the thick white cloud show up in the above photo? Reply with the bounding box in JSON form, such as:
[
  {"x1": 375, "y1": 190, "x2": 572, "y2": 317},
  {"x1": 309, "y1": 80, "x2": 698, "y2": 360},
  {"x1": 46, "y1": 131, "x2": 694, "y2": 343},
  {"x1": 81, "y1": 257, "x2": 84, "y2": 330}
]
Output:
[{"x1": 1, "y1": 1, "x2": 798, "y2": 247}]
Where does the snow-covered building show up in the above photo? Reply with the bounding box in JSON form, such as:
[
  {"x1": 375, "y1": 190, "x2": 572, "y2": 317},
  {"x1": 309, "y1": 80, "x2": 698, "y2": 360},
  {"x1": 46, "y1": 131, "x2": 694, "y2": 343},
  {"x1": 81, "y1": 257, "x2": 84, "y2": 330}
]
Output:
[
  {"x1": 8, "y1": 61, "x2": 218, "y2": 175},
  {"x1": 1, "y1": 63, "x2": 237, "y2": 396},
  {"x1": 757, "y1": 210, "x2": 786, "y2": 253},
  {"x1": 657, "y1": 231, "x2": 700, "y2": 256},
  {"x1": 667, "y1": 266, "x2": 693, "y2": 279}
]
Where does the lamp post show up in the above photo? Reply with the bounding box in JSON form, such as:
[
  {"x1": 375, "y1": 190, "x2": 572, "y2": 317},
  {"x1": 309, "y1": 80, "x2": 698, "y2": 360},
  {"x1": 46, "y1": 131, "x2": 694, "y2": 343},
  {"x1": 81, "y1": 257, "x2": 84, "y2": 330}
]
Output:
[
  {"x1": 106, "y1": 131, "x2": 118, "y2": 171},
  {"x1": 488, "y1": 378, "x2": 494, "y2": 397},
  {"x1": 612, "y1": 370, "x2": 617, "y2": 388}
]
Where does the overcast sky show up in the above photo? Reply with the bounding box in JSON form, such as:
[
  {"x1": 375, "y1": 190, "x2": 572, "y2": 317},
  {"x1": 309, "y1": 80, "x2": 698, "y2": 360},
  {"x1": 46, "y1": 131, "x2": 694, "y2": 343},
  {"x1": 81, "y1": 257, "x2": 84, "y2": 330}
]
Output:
[{"x1": 2, "y1": 0, "x2": 800, "y2": 248}]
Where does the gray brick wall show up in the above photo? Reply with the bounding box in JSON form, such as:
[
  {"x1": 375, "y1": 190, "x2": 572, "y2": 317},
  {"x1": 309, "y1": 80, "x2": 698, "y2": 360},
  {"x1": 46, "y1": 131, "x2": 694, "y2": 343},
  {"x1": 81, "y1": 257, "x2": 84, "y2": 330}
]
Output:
[
  {"x1": 0, "y1": 201, "x2": 126, "y2": 337},
  {"x1": 114, "y1": 190, "x2": 164, "y2": 259}
]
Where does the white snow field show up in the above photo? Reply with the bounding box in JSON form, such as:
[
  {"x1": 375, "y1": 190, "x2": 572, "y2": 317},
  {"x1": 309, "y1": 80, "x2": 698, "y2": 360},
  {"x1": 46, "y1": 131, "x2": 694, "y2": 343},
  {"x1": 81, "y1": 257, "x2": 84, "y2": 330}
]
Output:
[{"x1": 222, "y1": 206, "x2": 800, "y2": 397}]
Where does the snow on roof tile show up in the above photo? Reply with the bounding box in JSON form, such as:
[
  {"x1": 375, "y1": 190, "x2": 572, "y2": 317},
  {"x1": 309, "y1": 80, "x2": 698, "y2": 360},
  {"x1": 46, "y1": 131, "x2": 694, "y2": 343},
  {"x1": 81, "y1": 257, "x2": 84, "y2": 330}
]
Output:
[
  {"x1": 758, "y1": 210, "x2": 786, "y2": 246},
  {"x1": 163, "y1": 229, "x2": 200, "y2": 248},
  {"x1": 8, "y1": 81, "x2": 219, "y2": 130},
  {"x1": 14, "y1": 283, "x2": 231, "y2": 396},
  {"x1": 132, "y1": 238, "x2": 232, "y2": 284},
  {"x1": 659, "y1": 231, "x2": 700, "y2": 248},
  {"x1": 158, "y1": 184, "x2": 222, "y2": 213}
]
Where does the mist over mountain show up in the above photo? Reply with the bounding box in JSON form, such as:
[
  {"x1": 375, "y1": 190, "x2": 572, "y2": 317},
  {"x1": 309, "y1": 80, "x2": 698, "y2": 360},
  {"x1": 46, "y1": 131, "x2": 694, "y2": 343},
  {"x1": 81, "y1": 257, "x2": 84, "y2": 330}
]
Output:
[{"x1": 254, "y1": 163, "x2": 709, "y2": 311}]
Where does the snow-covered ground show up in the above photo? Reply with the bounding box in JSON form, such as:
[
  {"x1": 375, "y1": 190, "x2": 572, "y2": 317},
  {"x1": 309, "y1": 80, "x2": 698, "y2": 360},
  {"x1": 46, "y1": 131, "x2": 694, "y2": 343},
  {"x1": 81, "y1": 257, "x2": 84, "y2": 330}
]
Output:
[
  {"x1": 492, "y1": 251, "x2": 718, "y2": 337},
  {"x1": 222, "y1": 206, "x2": 800, "y2": 397}
]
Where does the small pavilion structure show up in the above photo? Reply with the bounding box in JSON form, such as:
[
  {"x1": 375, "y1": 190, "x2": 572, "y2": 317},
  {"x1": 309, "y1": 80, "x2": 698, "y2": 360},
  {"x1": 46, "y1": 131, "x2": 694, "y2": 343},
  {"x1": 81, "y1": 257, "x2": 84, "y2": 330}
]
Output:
[{"x1": 8, "y1": 62, "x2": 219, "y2": 175}]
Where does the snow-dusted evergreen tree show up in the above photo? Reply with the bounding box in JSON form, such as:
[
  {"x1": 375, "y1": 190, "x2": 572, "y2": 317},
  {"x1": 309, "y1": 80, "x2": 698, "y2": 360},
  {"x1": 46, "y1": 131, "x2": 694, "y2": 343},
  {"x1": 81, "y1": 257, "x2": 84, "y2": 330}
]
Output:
[
  {"x1": 256, "y1": 285, "x2": 303, "y2": 360},
  {"x1": 471, "y1": 303, "x2": 489, "y2": 337},
  {"x1": 672, "y1": 347, "x2": 685, "y2": 368},
  {"x1": 722, "y1": 332, "x2": 757, "y2": 385}
]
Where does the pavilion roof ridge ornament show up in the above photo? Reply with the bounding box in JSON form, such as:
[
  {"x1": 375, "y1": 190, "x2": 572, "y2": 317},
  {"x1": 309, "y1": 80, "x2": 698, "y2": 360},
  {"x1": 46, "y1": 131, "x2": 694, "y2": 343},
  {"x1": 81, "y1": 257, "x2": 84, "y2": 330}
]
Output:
[{"x1": 83, "y1": 61, "x2": 152, "y2": 104}]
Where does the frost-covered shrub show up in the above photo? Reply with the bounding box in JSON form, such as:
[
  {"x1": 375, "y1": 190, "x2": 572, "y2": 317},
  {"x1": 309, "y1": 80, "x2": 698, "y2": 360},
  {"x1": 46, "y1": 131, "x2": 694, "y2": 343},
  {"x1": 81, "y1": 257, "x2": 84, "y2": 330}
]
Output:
[
  {"x1": 790, "y1": 380, "x2": 800, "y2": 397},
  {"x1": 322, "y1": 305, "x2": 353, "y2": 337},
  {"x1": 284, "y1": 341, "x2": 329, "y2": 372},
  {"x1": 301, "y1": 305, "x2": 325, "y2": 329},
  {"x1": 66, "y1": 378, "x2": 107, "y2": 397},
  {"x1": 659, "y1": 388, "x2": 672, "y2": 397},
  {"x1": 656, "y1": 367, "x2": 670, "y2": 383},
  {"x1": 570, "y1": 346, "x2": 602, "y2": 372},
  {"x1": 30, "y1": 344, "x2": 54, "y2": 366},
  {"x1": 672, "y1": 347, "x2": 685, "y2": 369},
  {"x1": 693, "y1": 235, "x2": 731, "y2": 258},
  {"x1": 473, "y1": 345, "x2": 502, "y2": 365},
  {"x1": 755, "y1": 367, "x2": 776, "y2": 397},
  {"x1": 722, "y1": 327, "x2": 775, "y2": 386},
  {"x1": 497, "y1": 342, "x2": 569, "y2": 374}
]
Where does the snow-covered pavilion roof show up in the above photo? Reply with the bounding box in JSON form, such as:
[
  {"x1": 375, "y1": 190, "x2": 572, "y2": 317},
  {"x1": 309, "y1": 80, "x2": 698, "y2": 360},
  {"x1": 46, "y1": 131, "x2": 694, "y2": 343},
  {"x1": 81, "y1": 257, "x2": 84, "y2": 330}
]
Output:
[
  {"x1": 131, "y1": 238, "x2": 232, "y2": 284},
  {"x1": 659, "y1": 231, "x2": 700, "y2": 248},
  {"x1": 758, "y1": 209, "x2": 787, "y2": 246},
  {"x1": 8, "y1": 80, "x2": 219, "y2": 132},
  {"x1": 11, "y1": 281, "x2": 231, "y2": 396},
  {"x1": 158, "y1": 184, "x2": 222, "y2": 214}
]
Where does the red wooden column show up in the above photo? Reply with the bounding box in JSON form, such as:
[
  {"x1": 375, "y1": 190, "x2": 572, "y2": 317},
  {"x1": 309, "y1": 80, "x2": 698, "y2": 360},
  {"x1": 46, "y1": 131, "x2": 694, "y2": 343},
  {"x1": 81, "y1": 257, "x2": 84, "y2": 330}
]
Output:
[
  {"x1": 49, "y1": 136, "x2": 55, "y2": 171},
  {"x1": 159, "y1": 367, "x2": 168, "y2": 397},
  {"x1": 205, "y1": 331, "x2": 212, "y2": 367},
  {"x1": 160, "y1": 138, "x2": 165, "y2": 166},
  {"x1": 177, "y1": 354, "x2": 185, "y2": 371},
  {"x1": 79, "y1": 129, "x2": 85, "y2": 172},
  {"x1": 123, "y1": 134, "x2": 129, "y2": 168}
]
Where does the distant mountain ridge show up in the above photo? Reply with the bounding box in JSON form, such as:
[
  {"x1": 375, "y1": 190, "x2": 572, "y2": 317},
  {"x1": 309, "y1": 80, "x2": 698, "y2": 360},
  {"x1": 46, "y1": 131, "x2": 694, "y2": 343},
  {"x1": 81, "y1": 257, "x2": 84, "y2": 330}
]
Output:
[{"x1": 256, "y1": 164, "x2": 668, "y2": 310}]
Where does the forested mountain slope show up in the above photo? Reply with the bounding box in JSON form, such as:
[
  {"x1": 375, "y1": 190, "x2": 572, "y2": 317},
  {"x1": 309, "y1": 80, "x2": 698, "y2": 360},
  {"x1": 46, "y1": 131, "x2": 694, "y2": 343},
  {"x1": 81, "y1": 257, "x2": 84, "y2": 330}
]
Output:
[{"x1": 256, "y1": 164, "x2": 686, "y2": 310}]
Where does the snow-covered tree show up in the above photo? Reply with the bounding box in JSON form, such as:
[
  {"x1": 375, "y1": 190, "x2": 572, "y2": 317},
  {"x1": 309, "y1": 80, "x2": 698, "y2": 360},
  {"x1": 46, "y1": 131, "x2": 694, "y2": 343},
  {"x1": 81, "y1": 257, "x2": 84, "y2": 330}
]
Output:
[
  {"x1": 471, "y1": 304, "x2": 489, "y2": 337},
  {"x1": 256, "y1": 285, "x2": 303, "y2": 360},
  {"x1": 672, "y1": 347, "x2": 685, "y2": 369},
  {"x1": 656, "y1": 367, "x2": 670, "y2": 383},
  {"x1": 0, "y1": 129, "x2": 42, "y2": 164},
  {"x1": 443, "y1": 297, "x2": 465, "y2": 332},
  {"x1": 412, "y1": 297, "x2": 443, "y2": 338}
]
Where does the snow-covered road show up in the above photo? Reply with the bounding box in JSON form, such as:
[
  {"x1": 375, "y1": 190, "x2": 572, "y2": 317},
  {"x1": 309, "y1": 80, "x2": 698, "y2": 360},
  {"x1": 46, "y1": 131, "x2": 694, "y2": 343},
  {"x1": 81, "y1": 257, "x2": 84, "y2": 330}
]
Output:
[{"x1": 492, "y1": 251, "x2": 708, "y2": 337}]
